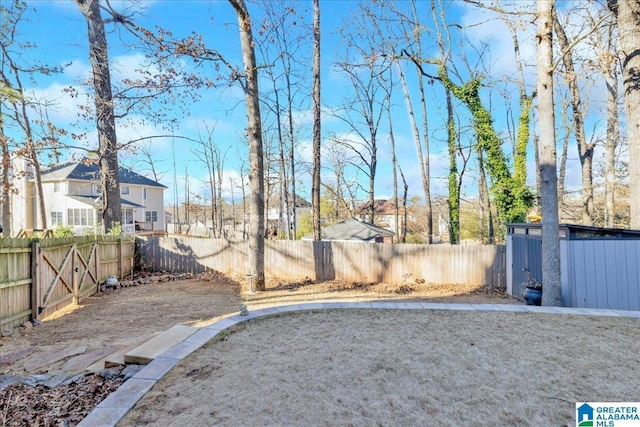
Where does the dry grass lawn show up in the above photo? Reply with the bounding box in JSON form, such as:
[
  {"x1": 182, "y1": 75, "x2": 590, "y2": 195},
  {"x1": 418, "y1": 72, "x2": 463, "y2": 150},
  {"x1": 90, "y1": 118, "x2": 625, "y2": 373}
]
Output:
[{"x1": 120, "y1": 309, "x2": 640, "y2": 426}]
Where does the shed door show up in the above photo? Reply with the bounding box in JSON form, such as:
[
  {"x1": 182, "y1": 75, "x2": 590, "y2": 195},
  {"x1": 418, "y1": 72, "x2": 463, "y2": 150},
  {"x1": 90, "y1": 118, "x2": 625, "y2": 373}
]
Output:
[{"x1": 511, "y1": 235, "x2": 542, "y2": 300}]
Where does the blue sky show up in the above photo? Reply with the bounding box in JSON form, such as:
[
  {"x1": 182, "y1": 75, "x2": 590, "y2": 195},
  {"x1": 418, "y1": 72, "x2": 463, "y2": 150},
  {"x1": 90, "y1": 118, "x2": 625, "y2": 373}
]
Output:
[{"x1": 4, "y1": 0, "x2": 606, "y2": 207}]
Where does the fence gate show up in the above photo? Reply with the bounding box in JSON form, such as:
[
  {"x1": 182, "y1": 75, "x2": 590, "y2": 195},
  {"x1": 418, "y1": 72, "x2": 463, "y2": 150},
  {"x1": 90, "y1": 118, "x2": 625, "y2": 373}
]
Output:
[{"x1": 34, "y1": 241, "x2": 98, "y2": 320}]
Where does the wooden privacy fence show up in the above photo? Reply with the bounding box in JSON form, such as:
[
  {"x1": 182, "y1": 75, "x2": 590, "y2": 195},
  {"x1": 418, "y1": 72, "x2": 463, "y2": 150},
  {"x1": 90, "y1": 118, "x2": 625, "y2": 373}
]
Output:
[
  {"x1": 0, "y1": 235, "x2": 135, "y2": 331},
  {"x1": 138, "y1": 236, "x2": 506, "y2": 287}
]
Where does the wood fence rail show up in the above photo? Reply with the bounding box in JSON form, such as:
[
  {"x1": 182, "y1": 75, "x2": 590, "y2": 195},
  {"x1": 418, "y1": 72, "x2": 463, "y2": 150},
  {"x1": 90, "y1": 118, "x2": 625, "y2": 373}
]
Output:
[
  {"x1": 0, "y1": 236, "x2": 135, "y2": 331},
  {"x1": 138, "y1": 236, "x2": 506, "y2": 287}
]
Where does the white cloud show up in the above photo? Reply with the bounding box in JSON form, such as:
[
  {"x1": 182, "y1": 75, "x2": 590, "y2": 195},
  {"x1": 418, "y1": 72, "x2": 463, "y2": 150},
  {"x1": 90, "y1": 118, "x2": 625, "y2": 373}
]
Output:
[
  {"x1": 62, "y1": 59, "x2": 92, "y2": 81},
  {"x1": 26, "y1": 82, "x2": 90, "y2": 123}
]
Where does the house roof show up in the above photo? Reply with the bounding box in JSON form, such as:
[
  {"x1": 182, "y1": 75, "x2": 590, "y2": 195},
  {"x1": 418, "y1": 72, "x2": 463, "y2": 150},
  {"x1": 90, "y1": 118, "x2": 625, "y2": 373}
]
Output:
[
  {"x1": 40, "y1": 161, "x2": 167, "y2": 188},
  {"x1": 69, "y1": 195, "x2": 146, "y2": 209},
  {"x1": 302, "y1": 218, "x2": 395, "y2": 242},
  {"x1": 354, "y1": 199, "x2": 398, "y2": 216},
  {"x1": 266, "y1": 193, "x2": 311, "y2": 208}
]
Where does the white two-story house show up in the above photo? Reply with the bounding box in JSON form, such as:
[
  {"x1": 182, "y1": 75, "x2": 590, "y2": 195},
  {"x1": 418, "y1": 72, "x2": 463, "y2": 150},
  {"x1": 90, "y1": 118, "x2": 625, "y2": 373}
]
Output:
[{"x1": 10, "y1": 160, "x2": 166, "y2": 235}]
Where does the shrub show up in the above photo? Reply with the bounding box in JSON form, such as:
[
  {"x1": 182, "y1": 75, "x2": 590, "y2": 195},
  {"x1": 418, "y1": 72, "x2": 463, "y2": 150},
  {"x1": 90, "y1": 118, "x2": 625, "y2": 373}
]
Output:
[
  {"x1": 53, "y1": 224, "x2": 75, "y2": 238},
  {"x1": 107, "y1": 221, "x2": 123, "y2": 236}
]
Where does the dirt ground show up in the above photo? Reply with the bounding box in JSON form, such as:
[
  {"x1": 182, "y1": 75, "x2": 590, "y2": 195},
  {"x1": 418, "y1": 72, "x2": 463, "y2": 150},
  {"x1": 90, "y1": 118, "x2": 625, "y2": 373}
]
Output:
[
  {"x1": 0, "y1": 273, "x2": 516, "y2": 425},
  {"x1": 121, "y1": 309, "x2": 640, "y2": 427},
  {"x1": 0, "y1": 273, "x2": 243, "y2": 376}
]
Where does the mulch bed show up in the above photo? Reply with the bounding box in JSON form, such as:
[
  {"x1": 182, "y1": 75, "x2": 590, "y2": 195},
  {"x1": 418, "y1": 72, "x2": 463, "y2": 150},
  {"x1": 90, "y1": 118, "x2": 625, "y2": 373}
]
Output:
[{"x1": 0, "y1": 374, "x2": 123, "y2": 426}]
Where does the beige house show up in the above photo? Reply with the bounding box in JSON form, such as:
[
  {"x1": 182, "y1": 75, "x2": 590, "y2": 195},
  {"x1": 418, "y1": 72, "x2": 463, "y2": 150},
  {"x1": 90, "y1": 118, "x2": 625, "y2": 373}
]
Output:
[{"x1": 9, "y1": 160, "x2": 166, "y2": 236}]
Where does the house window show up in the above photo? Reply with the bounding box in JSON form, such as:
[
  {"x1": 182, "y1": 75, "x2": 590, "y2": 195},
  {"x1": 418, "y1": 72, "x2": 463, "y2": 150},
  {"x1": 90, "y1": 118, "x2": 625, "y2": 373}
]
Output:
[
  {"x1": 145, "y1": 211, "x2": 158, "y2": 222},
  {"x1": 67, "y1": 208, "x2": 95, "y2": 226},
  {"x1": 53, "y1": 182, "x2": 60, "y2": 193},
  {"x1": 143, "y1": 188, "x2": 147, "y2": 200},
  {"x1": 123, "y1": 209, "x2": 133, "y2": 224},
  {"x1": 121, "y1": 186, "x2": 130, "y2": 195},
  {"x1": 51, "y1": 211, "x2": 63, "y2": 226}
]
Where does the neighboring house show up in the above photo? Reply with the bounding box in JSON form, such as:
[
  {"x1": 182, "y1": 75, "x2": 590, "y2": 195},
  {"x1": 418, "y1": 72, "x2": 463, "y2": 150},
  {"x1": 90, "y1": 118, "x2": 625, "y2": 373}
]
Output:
[
  {"x1": 265, "y1": 193, "x2": 312, "y2": 233},
  {"x1": 354, "y1": 199, "x2": 412, "y2": 234},
  {"x1": 9, "y1": 159, "x2": 166, "y2": 236},
  {"x1": 301, "y1": 218, "x2": 394, "y2": 243}
]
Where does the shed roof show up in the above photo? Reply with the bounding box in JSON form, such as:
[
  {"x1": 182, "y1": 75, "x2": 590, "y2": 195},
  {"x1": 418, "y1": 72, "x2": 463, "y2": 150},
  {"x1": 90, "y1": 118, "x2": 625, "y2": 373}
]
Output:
[
  {"x1": 302, "y1": 218, "x2": 394, "y2": 242},
  {"x1": 507, "y1": 223, "x2": 640, "y2": 240}
]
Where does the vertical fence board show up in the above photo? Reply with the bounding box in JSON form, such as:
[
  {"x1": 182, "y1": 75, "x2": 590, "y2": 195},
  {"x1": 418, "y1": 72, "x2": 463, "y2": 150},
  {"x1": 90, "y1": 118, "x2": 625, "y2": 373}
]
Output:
[{"x1": 0, "y1": 238, "x2": 33, "y2": 330}]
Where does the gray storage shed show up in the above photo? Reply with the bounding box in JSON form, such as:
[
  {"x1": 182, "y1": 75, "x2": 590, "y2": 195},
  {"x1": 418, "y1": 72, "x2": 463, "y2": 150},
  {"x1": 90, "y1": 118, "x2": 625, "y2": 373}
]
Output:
[{"x1": 507, "y1": 223, "x2": 640, "y2": 311}]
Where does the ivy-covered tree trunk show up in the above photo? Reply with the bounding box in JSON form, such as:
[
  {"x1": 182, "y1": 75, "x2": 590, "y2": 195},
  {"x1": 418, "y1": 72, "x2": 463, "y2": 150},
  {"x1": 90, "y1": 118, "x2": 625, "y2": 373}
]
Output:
[
  {"x1": 439, "y1": 68, "x2": 532, "y2": 228},
  {"x1": 514, "y1": 95, "x2": 533, "y2": 189},
  {"x1": 77, "y1": 0, "x2": 121, "y2": 232},
  {"x1": 446, "y1": 87, "x2": 459, "y2": 244}
]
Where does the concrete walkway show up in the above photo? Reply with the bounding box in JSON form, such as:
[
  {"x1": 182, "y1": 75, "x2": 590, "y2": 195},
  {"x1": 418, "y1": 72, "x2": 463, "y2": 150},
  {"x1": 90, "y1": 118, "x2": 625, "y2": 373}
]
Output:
[{"x1": 78, "y1": 301, "x2": 640, "y2": 427}]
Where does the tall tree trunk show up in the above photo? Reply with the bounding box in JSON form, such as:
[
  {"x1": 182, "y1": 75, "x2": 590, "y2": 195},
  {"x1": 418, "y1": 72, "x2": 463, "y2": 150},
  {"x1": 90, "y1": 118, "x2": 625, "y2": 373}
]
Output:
[
  {"x1": 172, "y1": 140, "x2": 180, "y2": 225},
  {"x1": 608, "y1": 1, "x2": 637, "y2": 226},
  {"x1": 604, "y1": 55, "x2": 619, "y2": 228},
  {"x1": 477, "y1": 149, "x2": 490, "y2": 243},
  {"x1": 553, "y1": 10, "x2": 595, "y2": 226},
  {"x1": 229, "y1": 0, "x2": 265, "y2": 290},
  {"x1": 414, "y1": 0, "x2": 433, "y2": 243},
  {"x1": 270, "y1": 78, "x2": 289, "y2": 239},
  {"x1": 0, "y1": 111, "x2": 10, "y2": 236},
  {"x1": 399, "y1": 166, "x2": 409, "y2": 243},
  {"x1": 312, "y1": 0, "x2": 321, "y2": 241},
  {"x1": 538, "y1": 0, "x2": 561, "y2": 306},
  {"x1": 396, "y1": 62, "x2": 432, "y2": 240},
  {"x1": 386, "y1": 68, "x2": 399, "y2": 243},
  {"x1": 77, "y1": 0, "x2": 121, "y2": 232},
  {"x1": 558, "y1": 98, "x2": 572, "y2": 217},
  {"x1": 533, "y1": 133, "x2": 542, "y2": 207}
]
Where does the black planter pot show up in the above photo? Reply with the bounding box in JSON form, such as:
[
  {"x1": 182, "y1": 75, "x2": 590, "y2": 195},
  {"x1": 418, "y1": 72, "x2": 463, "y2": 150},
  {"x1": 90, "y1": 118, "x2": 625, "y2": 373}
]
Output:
[{"x1": 523, "y1": 287, "x2": 542, "y2": 306}]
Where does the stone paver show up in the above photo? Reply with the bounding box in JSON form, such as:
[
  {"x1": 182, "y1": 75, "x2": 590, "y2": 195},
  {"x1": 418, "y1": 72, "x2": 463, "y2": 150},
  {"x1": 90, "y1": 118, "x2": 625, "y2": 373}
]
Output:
[
  {"x1": 77, "y1": 301, "x2": 640, "y2": 427},
  {"x1": 133, "y1": 357, "x2": 179, "y2": 381},
  {"x1": 124, "y1": 325, "x2": 198, "y2": 365}
]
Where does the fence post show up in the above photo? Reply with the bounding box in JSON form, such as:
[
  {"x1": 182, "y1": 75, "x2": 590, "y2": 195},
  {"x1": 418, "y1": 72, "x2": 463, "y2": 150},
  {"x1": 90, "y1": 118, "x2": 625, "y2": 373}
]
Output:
[
  {"x1": 30, "y1": 238, "x2": 41, "y2": 321},
  {"x1": 95, "y1": 238, "x2": 101, "y2": 290},
  {"x1": 118, "y1": 236, "x2": 123, "y2": 279},
  {"x1": 72, "y1": 244, "x2": 79, "y2": 305}
]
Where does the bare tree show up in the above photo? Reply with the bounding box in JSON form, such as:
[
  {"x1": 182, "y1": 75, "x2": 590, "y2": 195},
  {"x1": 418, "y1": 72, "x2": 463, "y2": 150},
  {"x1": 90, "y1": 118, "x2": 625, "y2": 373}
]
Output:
[
  {"x1": 387, "y1": 0, "x2": 434, "y2": 243},
  {"x1": 322, "y1": 138, "x2": 357, "y2": 221},
  {"x1": 0, "y1": 101, "x2": 10, "y2": 236},
  {"x1": 601, "y1": 23, "x2": 621, "y2": 228},
  {"x1": 333, "y1": 13, "x2": 388, "y2": 225},
  {"x1": 538, "y1": 0, "x2": 561, "y2": 306},
  {"x1": 192, "y1": 124, "x2": 227, "y2": 237},
  {"x1": 229, "y1": 0, "x2": 265, "y2": 290},
  {"x1": 254, "y1": 0, "x2": 311, "y2": 240},
  {"x1": 553, "y1": 8, "x2": 595, "y2": 225},
  {"x1": 77, "y1": 0, "x2": 122, "y2": 232},
  {"x1": 0, "y1": 1, "x2": 65, "y2": 232},
  {"x1": 609, "y1": 0, "x2": 640, "y2": 228}
]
